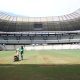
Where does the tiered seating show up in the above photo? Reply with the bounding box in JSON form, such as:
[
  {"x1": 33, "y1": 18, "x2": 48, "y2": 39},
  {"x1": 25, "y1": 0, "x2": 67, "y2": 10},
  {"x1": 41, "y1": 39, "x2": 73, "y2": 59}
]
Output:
[
  {"x1": 47, "y1": 35, "x2": 57, "y2": 40},
  {"x1": 8, "y1": 36, "x2": 16, "y2": 40},
  {"x1": 73, "y1": 34, "x2": 80, "y2": 39},
  {"x1": 0, "y1": 32, "x2": 80, "y2": 44}
]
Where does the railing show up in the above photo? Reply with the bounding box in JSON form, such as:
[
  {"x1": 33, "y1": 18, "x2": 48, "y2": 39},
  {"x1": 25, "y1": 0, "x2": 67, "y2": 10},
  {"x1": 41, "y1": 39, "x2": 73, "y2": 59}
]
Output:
[{"x1": 0, "y1": 39, "x2": 80, "y2": 44}]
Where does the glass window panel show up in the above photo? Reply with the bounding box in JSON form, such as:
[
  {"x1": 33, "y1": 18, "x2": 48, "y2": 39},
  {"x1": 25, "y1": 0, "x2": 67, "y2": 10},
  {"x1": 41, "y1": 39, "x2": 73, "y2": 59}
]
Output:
[
  {"x1": 5, "y1": 16, "x2": 11, "y2": 20},
  {"x1": 40, "y1": 17, "x2": 47, "y2": 22},
  {"x1": 12, "y1": 16, "x2": 16, "y2": 21},
  {"x1": 46, "y1": 17, "x2": 53, "y2": 21},
  {"x1": 53, "y1": 16, "x2": 59, "y2": 21},
  {"x1": 68, "y1": 14, "x2": 74, "y2": 19},
  {"x1": 17, "y1": 17, "x2": 22, "y2": 22},
  {"x1": 73, "y1": 13, "x2": 80, "y2": 18},
  {"x1": 9, "y1": 16, "x2": 14, "y2": 21},
  {"x1": 70, "y1": 13, "x2": 77, "y2": 18},
  {"x1": 34, "y1": 17, "x2": 41, "y2": 22},
  {"x1": 28, "y1": 17, "x2": 35, "y2": 22},
  {"x1": 59, "y1": 16, "x2": 63, "y2": 21},
  {"x1": 62, "y1": 16, "x2": 67, "y2": 20},
  {"x1": 64, "y1": 15, "x2": 70, "y2": 20},
  {"x1": 1, "y1": 15, "x2": 8, "y2": 20},
  {"x1": 22, "y1": 17, "x2": 28, "y2": 22}
]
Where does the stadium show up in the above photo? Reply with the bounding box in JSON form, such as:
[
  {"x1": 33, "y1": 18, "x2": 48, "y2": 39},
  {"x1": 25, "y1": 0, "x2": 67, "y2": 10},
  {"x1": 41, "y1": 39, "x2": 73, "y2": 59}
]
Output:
[
  {"x1": 0, "y1": 8, "x2": 80, "y2": 50},
  {"x1": 0, "y1": 0, "x2": 80, "y2": 79}
]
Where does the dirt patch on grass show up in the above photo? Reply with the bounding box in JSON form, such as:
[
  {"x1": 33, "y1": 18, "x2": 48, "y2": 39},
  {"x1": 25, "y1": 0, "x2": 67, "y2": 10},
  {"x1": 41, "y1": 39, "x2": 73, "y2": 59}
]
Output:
[{"x1": 41, "y1": 55, "x2": 69, "y2": 64}]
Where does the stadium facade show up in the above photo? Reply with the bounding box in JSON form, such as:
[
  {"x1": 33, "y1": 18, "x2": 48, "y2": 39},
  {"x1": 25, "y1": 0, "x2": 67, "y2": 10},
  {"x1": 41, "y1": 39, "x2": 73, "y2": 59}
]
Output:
[{"x1": 0, "y1": 8, "x2": 80, "y2": 50}]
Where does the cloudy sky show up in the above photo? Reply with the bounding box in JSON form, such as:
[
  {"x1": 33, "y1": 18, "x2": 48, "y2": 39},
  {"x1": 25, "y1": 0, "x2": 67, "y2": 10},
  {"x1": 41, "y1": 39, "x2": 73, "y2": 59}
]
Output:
[{"x1": 0, "y1": 0, "x2": 80, "y2": 17}]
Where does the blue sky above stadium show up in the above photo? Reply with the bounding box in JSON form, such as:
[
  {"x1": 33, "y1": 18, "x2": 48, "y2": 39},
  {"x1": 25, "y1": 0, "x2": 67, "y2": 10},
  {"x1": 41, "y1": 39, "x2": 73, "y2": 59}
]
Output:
[{"x1": 0, "y1": 0, "x2": 80, "y2": 17}]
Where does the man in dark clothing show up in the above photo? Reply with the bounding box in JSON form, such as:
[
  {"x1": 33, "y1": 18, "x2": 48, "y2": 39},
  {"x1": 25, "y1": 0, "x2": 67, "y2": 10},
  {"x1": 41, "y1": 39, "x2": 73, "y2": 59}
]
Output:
[{"x1": 19, "y1": 46, "x2": 24, "y2": 60}]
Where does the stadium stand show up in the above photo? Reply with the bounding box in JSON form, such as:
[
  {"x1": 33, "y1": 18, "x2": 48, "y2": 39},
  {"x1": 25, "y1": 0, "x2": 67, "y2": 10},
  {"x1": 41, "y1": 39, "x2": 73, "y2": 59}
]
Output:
[{"x1": 0, "y1": 9, "x2": 80, "y2": 50}]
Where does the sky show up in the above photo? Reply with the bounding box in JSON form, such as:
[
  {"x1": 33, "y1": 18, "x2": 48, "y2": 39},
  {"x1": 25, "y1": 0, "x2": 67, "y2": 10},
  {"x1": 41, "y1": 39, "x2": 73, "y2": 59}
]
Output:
[{"x1": 0, "y1": 0, "x2": 80, "y2": 17}]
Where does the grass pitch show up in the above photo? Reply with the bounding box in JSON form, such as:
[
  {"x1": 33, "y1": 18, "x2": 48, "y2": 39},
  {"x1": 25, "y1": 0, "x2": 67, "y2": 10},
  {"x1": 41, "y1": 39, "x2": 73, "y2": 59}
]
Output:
[
  {"x1": 0, "y1": 49, "x2": 80, "y2": 80},
  {"x1": 0, "y1": 49, "x2": 80, "y2": 64}
]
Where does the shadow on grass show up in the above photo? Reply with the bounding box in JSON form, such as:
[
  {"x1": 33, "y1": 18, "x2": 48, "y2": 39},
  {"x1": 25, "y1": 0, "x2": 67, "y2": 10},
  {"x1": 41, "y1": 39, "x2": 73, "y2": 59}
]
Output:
[{"x1": 0, "y1": 64, "x2": 80, "y2": 80}]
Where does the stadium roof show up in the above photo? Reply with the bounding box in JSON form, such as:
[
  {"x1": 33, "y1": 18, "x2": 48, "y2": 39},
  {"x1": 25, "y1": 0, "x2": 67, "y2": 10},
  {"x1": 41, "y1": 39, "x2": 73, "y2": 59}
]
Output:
[
  {"x1": 0, "y1": 8, "x2": 80, "y2": 22},
  {"x1": 0, "y1": 8, "x2": 80, "y2": 32}
]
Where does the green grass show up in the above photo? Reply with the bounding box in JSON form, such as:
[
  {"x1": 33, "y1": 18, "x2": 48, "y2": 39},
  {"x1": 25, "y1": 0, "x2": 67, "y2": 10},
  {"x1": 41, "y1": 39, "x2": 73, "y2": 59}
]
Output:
[
  {"x1": 0, "y1": 49, "x2": 80, "y2": 64},
  {"x1": 0, "y1": 49, "x2": 80, "y2": 80}
]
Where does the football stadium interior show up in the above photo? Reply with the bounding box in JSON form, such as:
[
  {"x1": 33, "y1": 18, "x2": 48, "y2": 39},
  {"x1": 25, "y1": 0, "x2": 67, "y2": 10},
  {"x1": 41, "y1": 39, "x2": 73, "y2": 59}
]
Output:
[
  {"x1": 0, "y1": 8, "x2": 80, "y2": 50},
  {"x1": 0, "y1": 6, "x2": 80, "y2": 80}
]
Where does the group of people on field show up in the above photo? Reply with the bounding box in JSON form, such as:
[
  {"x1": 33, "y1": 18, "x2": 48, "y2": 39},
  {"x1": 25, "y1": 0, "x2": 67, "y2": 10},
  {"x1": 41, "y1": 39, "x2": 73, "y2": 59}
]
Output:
[{"x1": 16, "y1": 46, "x2": 24, "y2": 60}]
